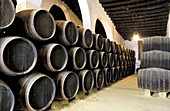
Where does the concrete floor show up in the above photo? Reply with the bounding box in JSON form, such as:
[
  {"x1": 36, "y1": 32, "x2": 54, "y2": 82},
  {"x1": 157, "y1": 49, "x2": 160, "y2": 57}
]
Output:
[{"x1": 49, "y1": 74, "x2": 170, "y2": 111}]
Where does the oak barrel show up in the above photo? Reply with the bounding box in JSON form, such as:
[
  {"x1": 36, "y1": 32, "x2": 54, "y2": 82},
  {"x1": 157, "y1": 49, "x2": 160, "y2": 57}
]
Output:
[
  {"x1": 103, "y1": 68, "x2": 112, "y2": 86},
  {"x1": 17, "y1": 73, "x2": 56, "y2": 111},
  {"x1": 93, "y1": 69, "x2": 104, "y2": 89},
  {"x1": 54, "y1": 71, "x2": 79, "y2": 100},
  {"x1": 55, "y1": 21, "x2": 78, "y2": 46},
  {"x1": 103, "y1": 38, "x2": 111, "y2": 52},
  {"x1": 78, "y1": 70, "x2": 94, "y2": 93},
  {"x1": 0, "y1": 80, "x2": 15, "y2": 111},
  {"x1": 68, "y1": 47, "x2": 87, "y2": 70},
  {"x1": 93, "y1": 34, "x2": 104, "y2": 50},
  {"x1": 78, "y1": 28, "x2": 93, "y2": 48},
  {"x1": 99, "y1": 52, "x2": 108, "y2": 67},
  {"x1": 86, "y1": 50, "x2": 99, "y2": 69},
  {"x1": 0, "y1": 37, "x2": 37, "y2": 76},
  {"x1": 108, "y1": 53, "x2": 114, "y2": 67},
  {"x1": 39, "y1": 43, "x2": 68, "y2": 72}
]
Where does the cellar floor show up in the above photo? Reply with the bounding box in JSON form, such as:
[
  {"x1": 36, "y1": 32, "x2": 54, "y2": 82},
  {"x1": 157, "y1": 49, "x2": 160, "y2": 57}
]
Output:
[{"x1": 49, "y1": 74, "x2": 170, "y2": 111}]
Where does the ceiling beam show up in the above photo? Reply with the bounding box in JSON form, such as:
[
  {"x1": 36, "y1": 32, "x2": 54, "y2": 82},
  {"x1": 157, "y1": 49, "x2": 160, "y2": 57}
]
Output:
[
  {"x1": 104, "y1": 0, "x2": 168, "y2": 11},
  {"x1": 116, "y1": 23, "x2": 167, "y2": 28},
  {"x1": 112, "y1": 17, "x2": 168, "y2": 23},
  {"x1": 108, "y1": 7, "x2": 170, "y2": 17},
  {"x1": 106, "y1": 3, "x2": 170, "y2": 14},
  {"x1": 114, "y1": 19, "x2": 168, "y2": 25},
  {"x1": 100, "y1": 0, "x2": 143, "y2": 7},
  {"x1": 111, "y1": 12, "x2": 168, "y2": 20}
]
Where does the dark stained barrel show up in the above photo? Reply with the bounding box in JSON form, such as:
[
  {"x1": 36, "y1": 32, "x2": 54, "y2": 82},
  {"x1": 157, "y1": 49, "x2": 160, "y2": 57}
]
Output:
[
  {"x1": 110, "y1": 67, "x2": 117, "y2": 83},
  {"x1": 99, "y1": 52, "x2": 108, "y2": 67},
  {"x1": 13, "y1": 9, "x2": 56, "y2": 41},
  {"x1": 0, "y1": 0, "x2": 15, "y2": 30},
  {"x1": 115, "y1": 67, "x2": 120, "y2": 80},
  {"x1": 68, "y1": 47, "x2": 87, "y2": 70},
  {"x1": 117, "y1": 44, "x2": 122, "y2": 55},
  {"x1": 93, "y1": 69, "x2": 104, "y2": 89},
  {"x1": 103, "y1": 68, "x2": 112, "y2": 86},
  {"x1": 126, "y1": 48, "x2": 129, "y2": 56},
  {"x1": 39, "y1": 43, "x2": 68, "y2": 72},
  {"x1": 78, "y1": 70, "x2": 94, "y2": 93},
  {"x1": 93, "y1": 34, "x2": 104, "y2": 50},
  {"x1": 54, "y1": 71, "x2": 79, "y2": 100},
  {"x1": 120, "y1": 66, "x2": 124, "y2": 78},
  {"x1": 55, "y1": 21, "x2": 78, "y2": 46},
  {"x1": 0, "y1": 37, "x2": 37, "y2": 76},
  {"x1": 17, "y1": 73, "x2": 56, "y2": 111},
  {"x1": 124, "y1": 65, "x2": 128, "y2": 77},
  {"x1": 111, "y1": 41, "x2": 117, "y2": 54},
  {"x1": 0, "y1": 80, "x2": 15, "y2": 111},
  {"x1": 119, "y1": 55, "x2": 123, "y2": 66},
  {"x1": 78, "y1": 28, "x2": 93, "y2": 48},
  {"x1": 103, "y1": 38, "x2": 111, "y2": 52},
  {"x1": 86, "y1": 50, "x2": 99, "y2": 69},
  {"x1": 108, "y1": 53, "x2": 114, "y2": 67},
  {"x1": 114, "y1": 54, "x2": 119, "y2": 66}
]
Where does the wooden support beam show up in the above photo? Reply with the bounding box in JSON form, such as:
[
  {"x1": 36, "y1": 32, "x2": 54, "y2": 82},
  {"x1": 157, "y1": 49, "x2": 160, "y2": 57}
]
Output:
[
  {"x1": 116, "y1": 23, "x2": 167, "y2": 28},
  {"x1": 112, "y1": 17, "x2": 168, "y2": 23},
  {"x1": 111, "y1": 12, "x2": 168, "y2": 21},
  {"x1": 108, "y1": 8, "x2": 170, "y2": 17},
  {"x1": 114, "y1": 19, "x2": 168, "y2": 25},
  {"x1": 106, "y1": 3, "x2": 169, "y2": 14},
  {"x1": 105, "y1": 1, "x2": 169, "y2": 11},
  {"x1": 100, "y1": 0, "x2": 143, "y2": 7}
]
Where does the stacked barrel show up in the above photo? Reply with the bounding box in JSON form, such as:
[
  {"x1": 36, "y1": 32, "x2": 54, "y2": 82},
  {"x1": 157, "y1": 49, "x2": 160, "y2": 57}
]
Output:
[
  {"x1": 0, "y1": 0, "x2": 136, "y2": 110},
  {"x1": 138, "y1": 37, "x2": 170, "y2": 93}
]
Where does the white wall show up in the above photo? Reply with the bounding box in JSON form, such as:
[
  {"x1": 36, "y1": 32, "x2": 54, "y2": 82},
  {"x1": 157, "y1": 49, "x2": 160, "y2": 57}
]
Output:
[{"x1": 166, "y1": 11, "x2": 170, "y2": 37}]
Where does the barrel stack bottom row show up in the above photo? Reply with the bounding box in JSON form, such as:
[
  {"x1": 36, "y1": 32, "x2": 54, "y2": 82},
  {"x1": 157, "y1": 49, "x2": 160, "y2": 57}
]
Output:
[
  {"x1": 0, "y1": 1, "x2": 136, "y2": 111},
  {"x1": 138, "y1": 36, "x2": 170, "y2": 93}
]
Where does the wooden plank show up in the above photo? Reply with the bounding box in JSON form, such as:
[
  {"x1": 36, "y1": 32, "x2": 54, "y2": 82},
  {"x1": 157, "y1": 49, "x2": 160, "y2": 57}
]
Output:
[{"x1": 104, "y1": 0, "x2": 168, "y2": 11}]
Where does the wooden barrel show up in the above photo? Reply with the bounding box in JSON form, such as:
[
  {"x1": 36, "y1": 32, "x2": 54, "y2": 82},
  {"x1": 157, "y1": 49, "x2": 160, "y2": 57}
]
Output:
[
  {"x1": 54, "y1": 71, "x2": 79, "y2": 100},
  {"x1": 110, "y1": 67, "x2": 117, "y2": 83},
  {"x1": 86, "y1": 50, "x2": 99, "y2": 69},
  {"x1": 115, "y1": 67, "x2": 120, "y2": 80},
  {"x1": 13, "y1": 9, "x2": 56, "y2": 41},
  {"x1": 108, "y1": 53, "x2": 114, "y2": 67},
  {"x1": 126, "y1": 48, "x2": 129, "y2": 56},
  {"x1": 103, "y1": 68, "x2": 112, "y2": 86},
  {"x1": 78, "y1": 70, "x2": 94, "y2": 93},
  {"x1": 17, "y1": 73, "x2": 56, "y2": 111},
  {"x1": 117, "y1": 44, "x2": 122, "y2": 55},
  {"x1": 38, "y1": 43, "x2": 68, "y2": 72},
  {"x1": 55, "y1": 21, "x2": 78, "y2": 46},
  {"x1": 113, "y1": 54, "x2": 119, "y2": 66},
  {"x1": 104, "y1": 38, "x2": 111, "y2": 52},
  {"x1": 93, "y1": 34, "x2": 104, "y2": 50},
  {"x1": 0, "y1": 80, "x2": 15, "y2": 111},
  {"x1": 0, "y1": 37, "x2": 37, "y2": 76},
  {"x1": 124, "y1": 65, "x2": 128, "y2": 77},
  {"x1": 78, "y1": 28, "x2": 93, "y2": 48},
  {"x1": 111, "y1": 41, "x2": 117, "y2": 54},
  {"x1": 120, "y1": 66, "x2": 124, "y2": 78},
  {"x1": 99, "y1": 52, "x2": 108, "y2": 67},
  {"x1": 68, "y1": 47, "x2": 87, "y2": 70},
  {"x1": 93, "y1": 69, "x2": 104, "y2": 89},
  {"x1": 0, "y1": 0, "x2": 15, "y2": 30},
  {"x1": 119, "y1": 55, "x2": 123, "y2": 66}
]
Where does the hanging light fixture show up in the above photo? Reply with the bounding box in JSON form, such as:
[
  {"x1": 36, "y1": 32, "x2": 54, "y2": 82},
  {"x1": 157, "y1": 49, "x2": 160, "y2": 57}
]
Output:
[{"x1": 133, "y1": 32, "x2": 140, "y2": 41}]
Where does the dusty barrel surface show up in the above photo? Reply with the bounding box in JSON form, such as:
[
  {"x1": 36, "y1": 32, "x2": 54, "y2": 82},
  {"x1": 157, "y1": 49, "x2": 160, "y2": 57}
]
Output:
[
  {"x1": 108, "y1": 53, "x2": 114, "y2": 67},
  {"x1": 93, "y1": 69, "x2": 104, "y2": 89},
  {"x1": 0, "y1": 37, "x2": 37, "y2": 76},
  {"x1": 0, "y1": 80, "x2": 15, "y2": 111},
  {"x1": 99, "y1": 52, "x2": 108, "y2": 67},
  {"x1": 103, "y1": 68, "x2": 112, "y2": 86},
  {"x1": 103, "y1": 38, "x2": 111, "y2": 52},
  {"x1": 78, "y1": 28, "x2": 93, "y2": 48},
  {"x1": 39, "y1": 43, "x2": 68, "y2": 72},
  {"x1": 12, "y1": 9, "x2": 56, "y2": 41},
  {"x1": 17, "y1": 73, "x2": 56, "y2": 111},
  {"x1": 86, "y1": 50, "x2": 99, "y2": 69},
  {"x1": 54, "y1": 71, "x2": 79, "y2": 100},
  {"x1": 55, "y1": 21, "x2": 78, "y2": 46},
  {"x1": 110, "y1": 67, "x2": 117, "y2": 83},
  {"x1": 68, "y1": 47, "x2": 87, "y2": 70},
  {"x1": 111, "y1": 41, "x2": 117, "y2": 54},
  {"x1": 93, "y1": 34, "x2": 104, "y2": 50},
  {"x1": 0, "y1": 0, "x2": 15, "y2": 30},
  {"x1": 78, "y1": 70, "x2": 94, "y2": 93}
]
